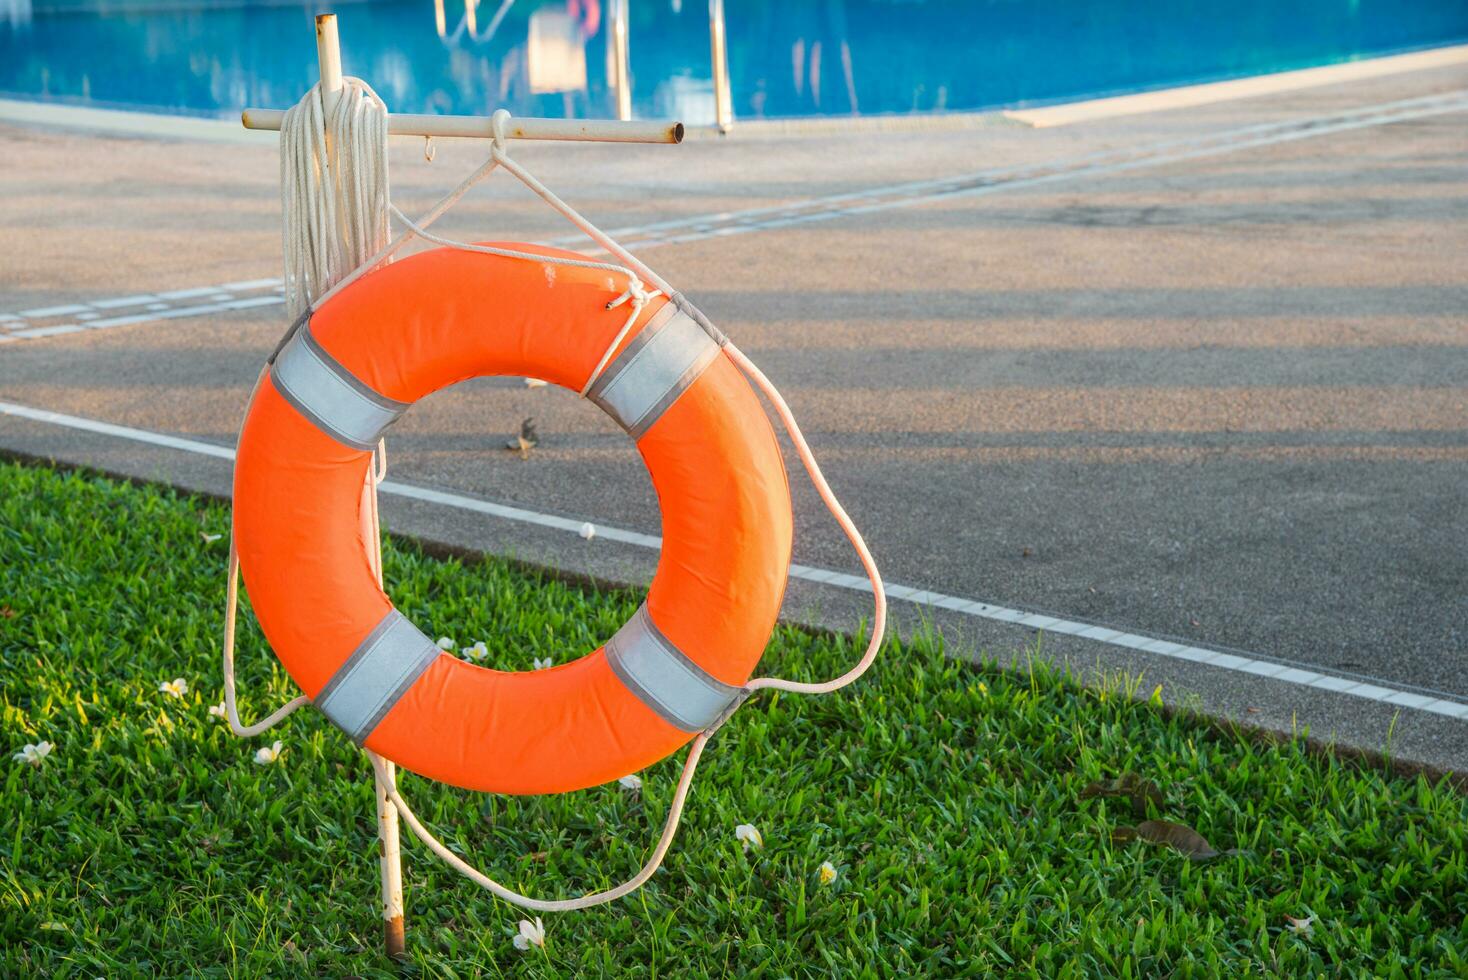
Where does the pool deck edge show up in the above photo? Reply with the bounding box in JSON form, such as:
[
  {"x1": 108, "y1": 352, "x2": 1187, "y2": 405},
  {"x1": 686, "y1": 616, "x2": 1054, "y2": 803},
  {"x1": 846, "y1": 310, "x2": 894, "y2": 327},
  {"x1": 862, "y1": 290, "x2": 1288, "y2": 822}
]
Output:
[
  {"x1": 1003, "y1": 43, "x2": 1468, "y2": 128},
  {"x1": 0, "y1": 98, "x2": 275, "y2": 144}
]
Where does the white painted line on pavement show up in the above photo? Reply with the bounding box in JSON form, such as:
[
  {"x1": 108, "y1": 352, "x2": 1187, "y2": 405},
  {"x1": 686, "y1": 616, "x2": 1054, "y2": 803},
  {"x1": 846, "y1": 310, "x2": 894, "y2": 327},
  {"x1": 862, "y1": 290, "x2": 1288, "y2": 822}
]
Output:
[
  {"x1": 379, "y1": 480, "x2": 663, "y2": 550},
  {"x1": 220, "y1": 278, "x2": 285, "y2": 292},
  {"x1": 18, "y1": 303, "x2": 92, "y2": 318},
  {"x1": 2, "y1": 396, "x2": 1464, "y2": 721},
  {"x1": 90, "y1": 294, "x2": 162, "y2": 309},
  {"x1": 226, "y1": 295, "x2": 288, "y2": 311},
  {"x1": 158, "y1": 286, "x2": 226, "y2": 300},
  {"x1": 0, "y1": 400, "x2": 235, "y2": 460},
  {"x1": 9, "y1": 324, "x2": 85, "y2": 339},
  {"x1": 1, "y1": 279, "x2": 285, "y2": 339}
]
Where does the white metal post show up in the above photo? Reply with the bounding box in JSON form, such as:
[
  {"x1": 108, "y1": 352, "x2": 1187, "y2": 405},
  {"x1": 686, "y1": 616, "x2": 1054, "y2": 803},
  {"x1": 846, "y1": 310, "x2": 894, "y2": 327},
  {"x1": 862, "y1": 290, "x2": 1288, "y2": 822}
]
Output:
[
  {"x1": 315, "y1": 12, "x2": 408, "y2": 959},
  {"x1": 372, "y1": 752, "x2": 407, "y2": 956},
  {"x1": 359, "y1": 465, "x2": 405, "y2": 958},
  {"x1": 611, "y1": 0, "x2": 632, "y2": 121},
  {"x1": 315, "y1": 14, "x2": 344, "y2": 113},
  {"x1": 708, "y1": 0, "x2": 733, "y2": 133}
]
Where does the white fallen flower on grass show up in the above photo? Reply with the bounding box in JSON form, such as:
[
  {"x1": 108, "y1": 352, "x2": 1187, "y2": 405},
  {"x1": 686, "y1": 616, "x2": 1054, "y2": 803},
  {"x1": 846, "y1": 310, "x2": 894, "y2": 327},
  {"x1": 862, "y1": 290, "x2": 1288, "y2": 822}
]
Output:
[
  {"x1": 818, "y1": 861, "x2": 839, "y2": 886},
  {"x1": 435, "y1": 636, "x2": 455, "y2": 651},
  {"x1": 1285, "y1": 914, "x2": 1314, "y2": 937},
  {"x1": 208, "y1": 702, "x2": 228, "y2": 721},
  {"x1": 512, "y1": 917, "x2": 546, "y2": 951},
  {"x1": 12, "y1": 741, "x2": 53, "y2": 767},
  {"x1": 618, "y1": 774, "x2": 643, "y2": 792},
  {"x1": 159, "y1": 677, "x2": 188, "y2": 699},
  {"x1": 461, "y1": 641, "x2": 489, "y2": 663},
  {"x1": 579, "y1": 522, "x2": 596, "y2": 541},
  {"x1": 533, "y1": 657, "x2": 554, "y2": 670},
  {"x1": 253, "y1": 740, "x2": 283, "y2": 765},
  {"x1": 735, "y1": 823, "x2": 763, "y2": 852},
  {"x1": 200, "y1": 531, "x2": 223, "y2": 544}
]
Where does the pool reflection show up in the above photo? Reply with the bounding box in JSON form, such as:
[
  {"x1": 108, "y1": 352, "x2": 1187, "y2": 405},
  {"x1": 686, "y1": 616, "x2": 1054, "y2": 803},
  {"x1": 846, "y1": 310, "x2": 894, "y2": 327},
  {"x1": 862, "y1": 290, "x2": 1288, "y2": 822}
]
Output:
[{"x1": 1, "y1": 0, "x2": 1465, "y2": 122}]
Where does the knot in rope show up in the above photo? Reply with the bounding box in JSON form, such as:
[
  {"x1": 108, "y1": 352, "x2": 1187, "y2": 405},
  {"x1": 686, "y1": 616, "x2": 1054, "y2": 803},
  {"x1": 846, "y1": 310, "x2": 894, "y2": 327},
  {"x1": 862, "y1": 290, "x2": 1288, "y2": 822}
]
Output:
[{"x1": 605, "y1": 277, "x2": 651, "y2": 311}]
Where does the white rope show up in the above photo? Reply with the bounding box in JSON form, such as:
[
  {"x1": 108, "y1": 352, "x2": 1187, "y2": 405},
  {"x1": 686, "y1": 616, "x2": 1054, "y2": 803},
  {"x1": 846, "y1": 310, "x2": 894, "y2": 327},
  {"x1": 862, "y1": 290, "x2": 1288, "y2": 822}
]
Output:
[
  {"x1": 371, "y1": 735, "x2": 709, "y2": 912},
  {"x1": 384, "y1": 206, "x2": 640, "y2": 282},
  {"x1": 221, "y1": 537, "x2": 311, "y2": 737},
  {"x1": 313, "y1": 155, "x2": 501, "y2": 312},
  {"x1": 280, "y1": 77, "x2": 391, "y2": 319},
  {"x1": 290, "y1": 106, "x2": 666, "y2": 395},
  {"x1": 728, "y1": 343, "x2": 888, "y2": 694},
  {"x1": 363, "y1": 344, "x2": 885, "y2": 916},
  {"x1": 218, "y1": 367, "x2": 310, "y2": 738},
  {"x1": 381, "y1": 111, "x2": 666, "y2": 395}
]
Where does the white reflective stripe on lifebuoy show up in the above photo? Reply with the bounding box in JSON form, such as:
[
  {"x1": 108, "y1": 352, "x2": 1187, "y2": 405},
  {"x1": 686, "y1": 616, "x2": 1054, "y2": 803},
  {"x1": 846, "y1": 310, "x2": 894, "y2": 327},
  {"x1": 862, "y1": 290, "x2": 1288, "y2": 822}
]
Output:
[
  {"x1": 605, "y1": 604, "x2": 743, "y2": 732},
  {"x1": 586, "y1": 306, "x2": 722, "y2": 440},
  {"x1": 314, "y1": 609, "x2": 442, "y2": 743},
  {"x1": 271, "y1": 320, "x2": 409, "y2": 451}
]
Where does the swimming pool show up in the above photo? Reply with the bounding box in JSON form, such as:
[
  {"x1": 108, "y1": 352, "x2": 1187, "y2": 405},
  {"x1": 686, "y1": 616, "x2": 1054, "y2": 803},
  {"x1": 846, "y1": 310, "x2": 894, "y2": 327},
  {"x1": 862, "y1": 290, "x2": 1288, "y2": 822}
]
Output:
[{"x1": 2, "y1": 0, "x2": 1466, "y2": 124}]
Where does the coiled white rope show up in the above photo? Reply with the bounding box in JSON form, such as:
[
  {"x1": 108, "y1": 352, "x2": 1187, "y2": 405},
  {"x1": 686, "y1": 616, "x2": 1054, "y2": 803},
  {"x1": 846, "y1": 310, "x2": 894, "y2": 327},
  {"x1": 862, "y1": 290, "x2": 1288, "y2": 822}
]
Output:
[
  {"x1": 225, "y1": 100, "x2": 887, "y2": 913},
  {"x1": 280, "y1": 78, "x2": 391, "y2": 320}
]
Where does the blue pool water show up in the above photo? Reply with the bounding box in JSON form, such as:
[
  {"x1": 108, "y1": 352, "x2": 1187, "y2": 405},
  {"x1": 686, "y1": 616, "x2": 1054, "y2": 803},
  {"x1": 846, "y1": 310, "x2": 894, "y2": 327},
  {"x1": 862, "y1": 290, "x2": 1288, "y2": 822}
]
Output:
[{"x1": 2, "y1": 1, "x2": 1466, "y2": 124}]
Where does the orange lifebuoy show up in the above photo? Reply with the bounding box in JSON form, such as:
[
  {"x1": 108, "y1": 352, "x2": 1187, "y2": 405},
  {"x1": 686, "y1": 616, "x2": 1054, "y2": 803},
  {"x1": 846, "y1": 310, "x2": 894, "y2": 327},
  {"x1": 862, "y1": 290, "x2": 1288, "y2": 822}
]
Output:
[{"x1": 233, "y1": 243, "x2": 793, "y2": 795}]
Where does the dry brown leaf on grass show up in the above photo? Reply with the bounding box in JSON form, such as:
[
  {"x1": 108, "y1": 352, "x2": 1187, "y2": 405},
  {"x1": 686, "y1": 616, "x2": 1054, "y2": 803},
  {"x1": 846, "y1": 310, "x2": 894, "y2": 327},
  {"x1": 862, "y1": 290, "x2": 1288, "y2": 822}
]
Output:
[
  {"x1": 1111, "y1": 819, "x2": 1241, "y2": 860},
  {"x1": 1079, "y1": 773, "x2": 1165, "y2": 818}
]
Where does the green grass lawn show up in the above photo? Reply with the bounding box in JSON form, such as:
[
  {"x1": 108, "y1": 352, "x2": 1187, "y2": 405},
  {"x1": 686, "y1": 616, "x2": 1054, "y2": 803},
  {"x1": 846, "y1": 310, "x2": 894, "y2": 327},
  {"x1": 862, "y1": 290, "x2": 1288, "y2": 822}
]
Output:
[{"x1": 2, "y1": 459, "x2": 1465, "y2": 977}]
